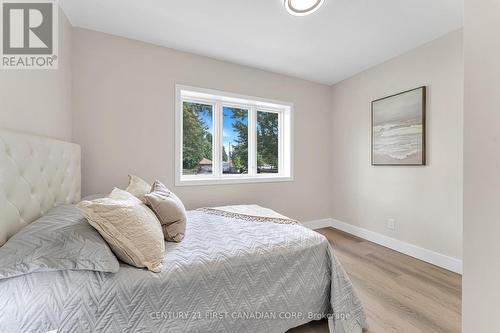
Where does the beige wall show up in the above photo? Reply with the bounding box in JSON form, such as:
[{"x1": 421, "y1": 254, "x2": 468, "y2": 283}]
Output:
[
  {"x1": 72, "y1": 28, "x2": 333, "y2": 221},
  {"x1": 0, "y1": 8, "x2": 72, "y2": 141},
  {"x1": 329, "y1": 30, "x2": 463, "y2": 259},
  {"x1": 463, "y1": 0, "x2": 500, "y2": 331}
]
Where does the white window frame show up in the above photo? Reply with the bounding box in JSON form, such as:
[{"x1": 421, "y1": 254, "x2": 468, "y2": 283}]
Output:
[{"x1": 175, "y1": 84, "x2": 294, "y2": 186}]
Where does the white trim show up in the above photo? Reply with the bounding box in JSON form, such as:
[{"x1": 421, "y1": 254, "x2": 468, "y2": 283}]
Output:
[
  {"x1": 175, "y1": 86, "x2": 182, "y2": 185},
  {"x1": 176, "y1": 175, "x2": 294, "y2": 186},
  {"x1": 175, "y1": 84, "x2": 294, "y2": 186},
  {"x1": 301, "y1": 219, "x2": 334, "y2": 230},
  {"x1": 248, "y1": 106, "x2": 257, "y2": 177},
  {"x1": 176, "y1": 84, "x2": 294, "y2": 110},
  {"x1": 213, "y1": 101, "x2": 222, "y2": 177},
  {"x1": 302, "y1": 218, "x2": 463, "y2": 274}
]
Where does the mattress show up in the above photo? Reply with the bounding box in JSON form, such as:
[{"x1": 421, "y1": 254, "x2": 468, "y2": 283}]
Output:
[{"x1": 0, "y1": 205, "x2": 365, "y2": 333}]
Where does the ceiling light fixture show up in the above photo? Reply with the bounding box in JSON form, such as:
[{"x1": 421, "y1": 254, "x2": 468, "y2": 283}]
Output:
[{"x1": 284, "y1": 0, "x2": 325, "y2": 16}]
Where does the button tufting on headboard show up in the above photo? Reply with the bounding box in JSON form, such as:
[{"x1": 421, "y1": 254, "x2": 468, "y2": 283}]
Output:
[{"x1": 0, "y1": 129, "x2": 81, "y2": 246}]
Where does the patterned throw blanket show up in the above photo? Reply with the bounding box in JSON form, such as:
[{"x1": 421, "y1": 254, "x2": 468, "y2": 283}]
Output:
[{"x1": 198, "y1": 204, "x2": 300, "y2": 225}]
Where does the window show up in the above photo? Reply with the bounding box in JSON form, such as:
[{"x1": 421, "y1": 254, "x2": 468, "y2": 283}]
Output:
[
  {"x1": 223, "y1": 106, "x2": 248, "y2": 175},
  {"x1": 257, "y1": 111, "x2": 279, "y2": 174},
  {"x1": 182, "y1": 102, "x2": 213, "y2": 175},
  {"x1": 176, "y1": 85, "x2": 293, "y2": 186}
]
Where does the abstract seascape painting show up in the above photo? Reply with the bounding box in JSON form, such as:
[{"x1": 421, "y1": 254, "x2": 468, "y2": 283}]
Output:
[{"x1": 372, "y1": 87, "x2": 426, "y2": 165}]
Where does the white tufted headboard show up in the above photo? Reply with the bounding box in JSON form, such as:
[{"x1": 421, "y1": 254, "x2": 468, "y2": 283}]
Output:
[{"x1": 0, "y1": 129, "x2": 81, "y2": 246}]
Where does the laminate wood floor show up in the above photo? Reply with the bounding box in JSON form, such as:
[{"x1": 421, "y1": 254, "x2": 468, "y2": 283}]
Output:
[{"x1": 288, "y1": 228, "x2": 462, "y2": 333}]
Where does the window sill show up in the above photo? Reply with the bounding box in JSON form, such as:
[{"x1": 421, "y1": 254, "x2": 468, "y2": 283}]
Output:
[{"x1": 175, "y1": 175, "x2": 293, "y2": 187}]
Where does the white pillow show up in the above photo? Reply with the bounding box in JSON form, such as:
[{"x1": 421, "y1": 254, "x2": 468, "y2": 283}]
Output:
[
  {"x1": 125, "y1": 174, "x2": 151, "y2": 201},
  {"x1": 77, "y1": 188, "x2": 165, "y2": 272}
]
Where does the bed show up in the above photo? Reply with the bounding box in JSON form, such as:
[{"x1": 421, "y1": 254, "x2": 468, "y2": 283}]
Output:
[{"x1": 0, "y1": 129, "x2": 366, "y2": 333}]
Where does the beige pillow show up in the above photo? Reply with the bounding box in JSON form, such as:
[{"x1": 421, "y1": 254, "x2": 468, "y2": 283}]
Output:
[
  {"x1": 144, "y1": 181, "x2": 186, "y2": 242},
  {"x1": 77, "y1": 188, "x2": 165, "y2": 272},
  {"x1": 125, "y1": 174, "x2": 151, "y2": 201}
]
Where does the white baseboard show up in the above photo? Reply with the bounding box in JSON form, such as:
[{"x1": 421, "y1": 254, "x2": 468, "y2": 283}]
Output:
[
  {"x1": 303, "y1": 218, "x2": 463, "y2": 275},
  {"x1": 302, "y1": 218, "x2": 334, "y2": 230}
]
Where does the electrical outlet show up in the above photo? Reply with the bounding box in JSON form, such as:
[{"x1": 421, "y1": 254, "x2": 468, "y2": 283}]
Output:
[{"x1": 386, "y1": 218, "x2": 396, "y2": 230}]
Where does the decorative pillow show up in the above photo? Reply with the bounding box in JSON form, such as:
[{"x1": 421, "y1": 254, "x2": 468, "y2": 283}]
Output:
[
  {"x1": 144, "y1": 181, "x2": 187, "y2": 242},
  {"x1": 77, "y1": 188, "x2": 165, "y2": 272},
  {"x1": 125, "y1": 174, "x2": 151, "y2": 201},
  {"x1": 0, "y1": 204, "x2": 119, "y2": 280}
]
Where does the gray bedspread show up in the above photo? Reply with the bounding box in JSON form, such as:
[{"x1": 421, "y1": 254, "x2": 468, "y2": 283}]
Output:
[{"x1": 0, "y1": 205, "x2": 366, "y2": 333}]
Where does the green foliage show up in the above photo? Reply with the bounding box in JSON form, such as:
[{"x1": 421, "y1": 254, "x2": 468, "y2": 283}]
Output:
[
  {"x1": 227, "y1": 108, "x2": 249, "y2": 173},
  {"x1": 183, "y1": 102, "x2": 212, "y2": 171},
  {"x1": 257, "y1": 112, "x2": 279, "y2": 170},
  {"x1": 204, "y1": 133, "x2": 213, "y2": 161},
  {"x1": 232, "y1": 155, "x2": 242, "y2": 171}
]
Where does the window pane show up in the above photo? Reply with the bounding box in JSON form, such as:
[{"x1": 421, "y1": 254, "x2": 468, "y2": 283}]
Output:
[
  {"x1": 183, "y1": 101, "x2": 213, "y2": 175},
  {"x1": 257, "y1": 111, "x2": 279, "y2": 174},
  {"x1": 223, "y1": 106, "x2": 248, "y2": 174}
]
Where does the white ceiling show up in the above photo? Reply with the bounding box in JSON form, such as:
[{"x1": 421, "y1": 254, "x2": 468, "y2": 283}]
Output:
[{"x1": 59, "y1": 0, "x2": 463, "y2": 85}]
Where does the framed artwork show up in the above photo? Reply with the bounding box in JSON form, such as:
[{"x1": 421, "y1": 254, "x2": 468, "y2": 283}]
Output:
[{"x1": 371, "y1": 86, "x2": 426, "y2": 166}]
